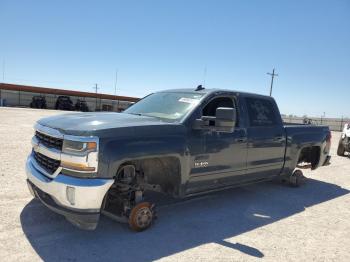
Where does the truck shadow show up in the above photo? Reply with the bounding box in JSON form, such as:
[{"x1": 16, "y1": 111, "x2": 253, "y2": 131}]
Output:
[{"x1": 20, "y1": 178, "x2": 349, "y2": 261}]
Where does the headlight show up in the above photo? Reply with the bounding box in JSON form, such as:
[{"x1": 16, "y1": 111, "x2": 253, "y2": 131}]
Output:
[
  {"x1": 61, "y1": 138, "x2": 99, "y2": 173},
  {"x1": 62, "y1": 140, "x2": 97, "y2": 155}
]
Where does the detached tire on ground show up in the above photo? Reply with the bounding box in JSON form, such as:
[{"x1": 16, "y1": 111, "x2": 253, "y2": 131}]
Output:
[
  {"x1": 128, "y1": 202, "x2": 155, "y2": 232},
  {"x1": 289, "y1": 169, "x2": 306, "y2": 187},
  {"x1": 337, "y1": 141, "x2": 345, "y2": 156}
]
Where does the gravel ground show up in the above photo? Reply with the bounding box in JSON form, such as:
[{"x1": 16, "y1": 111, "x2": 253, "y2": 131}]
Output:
[{"x1": 0, "y1": 107, "x2": 349, "y2": 262}]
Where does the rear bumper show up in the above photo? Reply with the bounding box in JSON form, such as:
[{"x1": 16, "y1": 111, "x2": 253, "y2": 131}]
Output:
[{"x1": 26, "y1": 155, "x2": 114, "y2": 230}]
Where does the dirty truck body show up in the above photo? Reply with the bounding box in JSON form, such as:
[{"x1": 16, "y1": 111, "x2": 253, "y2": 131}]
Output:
[{"x1": 26, "y1": 88, "x2": 331, "y2": 230}]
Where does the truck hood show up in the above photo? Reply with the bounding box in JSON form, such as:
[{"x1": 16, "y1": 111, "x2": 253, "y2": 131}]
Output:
[{"x1": 37, "y1": 112, "x2": 177, "y2": 136}]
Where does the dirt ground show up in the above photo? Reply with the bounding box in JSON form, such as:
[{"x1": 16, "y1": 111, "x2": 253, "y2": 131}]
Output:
[{"x1": 0, "y1": 107, "x2": 349, "y2": 262}]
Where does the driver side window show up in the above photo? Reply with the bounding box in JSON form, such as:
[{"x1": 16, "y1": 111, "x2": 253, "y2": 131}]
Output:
[
  {"x1": 202, "y1": 96, "x2": 238, "y2": 126},
  {"x1": 202, "y1": 97, "x2": 234, "y2": 116}
]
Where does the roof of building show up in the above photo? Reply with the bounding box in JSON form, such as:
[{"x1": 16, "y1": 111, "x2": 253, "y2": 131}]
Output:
[{"x1": 0, "y1": 83, "x2": 139, "y2": 102}]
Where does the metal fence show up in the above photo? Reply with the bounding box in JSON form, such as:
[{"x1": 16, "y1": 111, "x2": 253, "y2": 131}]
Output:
[
  {"x1": 282, "y1": 116, "x2": 349, "y2": 132},
  {"x1": 0, "y1": 89, "x2": 133, "y2": 112}
]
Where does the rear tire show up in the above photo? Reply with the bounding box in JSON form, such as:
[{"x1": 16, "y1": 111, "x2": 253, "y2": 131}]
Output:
[
  {"x1": 337, "y1": 140, "x2": 345, "y2": 156},
  {"x1": 289, "y1": 170, "x2": 306, "y2": 187}
]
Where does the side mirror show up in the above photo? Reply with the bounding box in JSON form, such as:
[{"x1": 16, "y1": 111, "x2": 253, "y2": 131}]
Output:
[
  {"x1": 193, "y1": 107, "x2": 236, "y2": 133},
  {"x1": 215, "y1": 107, "x2": 236, "y2": 132}
]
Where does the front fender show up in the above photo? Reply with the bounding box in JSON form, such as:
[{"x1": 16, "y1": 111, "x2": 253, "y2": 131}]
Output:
[{"x1": 104, "y1": 134, "x2": 188, "y2": 178}]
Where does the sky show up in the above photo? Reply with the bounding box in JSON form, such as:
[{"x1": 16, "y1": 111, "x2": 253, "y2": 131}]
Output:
[{"x1": 1, "y1": 0, "x2": 349, "y2": 117}]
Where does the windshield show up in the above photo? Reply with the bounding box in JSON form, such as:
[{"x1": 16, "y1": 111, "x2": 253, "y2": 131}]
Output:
[{"x1": 124, "y1": 92, "x2": 204, "y2": 121}]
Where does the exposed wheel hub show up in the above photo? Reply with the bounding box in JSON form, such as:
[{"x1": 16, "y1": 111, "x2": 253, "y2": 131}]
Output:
[
  {"x1": 128, "y1": 202, "x2": 155, "y2": 231},
  {"x1": 135, "y1": 207, "x2": 153, "y2": 228}
]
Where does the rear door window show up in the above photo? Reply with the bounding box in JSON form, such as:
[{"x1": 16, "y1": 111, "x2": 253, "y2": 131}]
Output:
[{"x1": 245, "y1": 97, "x2": 277, "y2": 127}]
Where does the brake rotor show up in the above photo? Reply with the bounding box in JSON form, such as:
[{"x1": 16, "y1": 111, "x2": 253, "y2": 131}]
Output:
[{"x1": 128, "y1": 202, "x2": 154, "y2": 232}]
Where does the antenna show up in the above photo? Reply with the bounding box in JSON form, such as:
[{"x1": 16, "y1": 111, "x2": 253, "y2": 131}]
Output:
[
  {"x1": 203, "y1": 66, "x2": 207, "y2": 87},
  {"x1": 195, "y1": 85, "x2": 205, "y2": 91}
]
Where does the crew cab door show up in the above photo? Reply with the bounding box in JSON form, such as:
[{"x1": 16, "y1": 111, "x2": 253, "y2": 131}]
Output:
[
  {"x1": 244, "y1": 96, "x2": 286, "y2": 179},
  {"x1": 186, "y1": 94, "x2": 248, "y2": 194}
]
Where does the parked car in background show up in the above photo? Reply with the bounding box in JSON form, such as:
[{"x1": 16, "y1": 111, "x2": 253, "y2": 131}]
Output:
[
  {"x1": 30, "y1": 96, "x2": 47, "y2": 109},
  {"x1": 337, "y1": 123, "x2": 350, "y2": 156},
  {"x1": 26, "y1": 87, "x2": 332, "y2": 231},
  {"x1": 55, "y1": 96, "x2": 74, "y2": 111},
  {"x1": 75, "y1": 99, "x2": 89, "y2": 112}
]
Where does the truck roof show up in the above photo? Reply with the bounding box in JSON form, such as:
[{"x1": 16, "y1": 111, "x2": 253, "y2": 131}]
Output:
[{"x1": 158, "y1": 88, "x2": 273, "y2": 99}]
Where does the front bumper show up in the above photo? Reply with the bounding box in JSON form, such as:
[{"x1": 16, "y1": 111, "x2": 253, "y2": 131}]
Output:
[{"x1": 26, "y1": 155, "x2": 114, "y2": 230}]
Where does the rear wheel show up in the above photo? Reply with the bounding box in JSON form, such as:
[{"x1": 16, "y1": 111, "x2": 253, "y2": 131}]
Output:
[
  {"x1": 289, "y1": 170, "x2": 306, "y2": 187},
  {"x1": 128, "y1": 202, "x2": 155, "y2": 232},
  {"x1": 337, "y1": 140, "x2": 345, "y2": 156}
]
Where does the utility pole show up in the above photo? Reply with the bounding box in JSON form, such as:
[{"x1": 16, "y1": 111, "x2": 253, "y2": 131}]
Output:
[
  {"x1": 321, "y1": 112, "x2": 325, "y2": 124},
  {"x1": 267, "y1": 68, "x2": 278, "y2": 96},
  {"x1": 114, "y1": 69, "x2": 120, "y2": 112},
  {"x1": 340, "y1": 115, "x2": 344, "y2": 131},
  {"x1": 2, "y1": 60, "x2": 5, "y2": 82},
  {"x1": 93, "y1": 83, "x2": 99, "y2": 111},
  {"x1": 114, "y1": 69, "x2": 118, "y2": 96},
  {"x1": 0, "y1": 60, "x2": 3, "y2": 101}
]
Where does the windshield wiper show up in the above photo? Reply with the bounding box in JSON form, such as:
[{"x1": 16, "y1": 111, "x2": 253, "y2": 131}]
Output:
[
  {"x1": 126, "y1": 112, "x2": 143, "y2": 116},
  {"x1": 126, "y1": 112, "x2": 160, "y2": 120}
]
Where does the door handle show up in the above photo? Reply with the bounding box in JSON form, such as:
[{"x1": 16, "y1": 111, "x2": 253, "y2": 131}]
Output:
[
  {"x1": 273, "y1": 136, "x2": 284, "y2": 141},
  {"x1": 235, "y1": 137, "x2": 247, "y2": 143}
]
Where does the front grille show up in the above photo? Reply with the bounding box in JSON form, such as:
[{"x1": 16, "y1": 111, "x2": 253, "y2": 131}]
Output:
[
  {"x1": 35, "y1": 131, "x2": 63, "y2": 150},
  {"x1": 34, "y1": 151, "x2": 60, "y2": 174}
]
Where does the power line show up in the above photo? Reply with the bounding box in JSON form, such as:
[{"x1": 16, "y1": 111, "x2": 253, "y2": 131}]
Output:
[{"x1": 267, "y1": 68, "x2": 278, "y2": 96}]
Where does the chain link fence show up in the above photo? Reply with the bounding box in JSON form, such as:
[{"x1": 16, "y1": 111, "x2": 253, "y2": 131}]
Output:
[{"x1": 282, "y1": 116, "x2": 349, "y2": 132}]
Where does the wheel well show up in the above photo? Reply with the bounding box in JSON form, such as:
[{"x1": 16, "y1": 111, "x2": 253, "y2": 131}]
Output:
[
  {"x1": 297, "y1": 146, "x2": 321, "y2": 170},
  {"x1": 102, "y1": 157, "x2": 181, "y2": 219},
  {"x1": 114, "y1": 157, "x2": 181, "y2": 195}
]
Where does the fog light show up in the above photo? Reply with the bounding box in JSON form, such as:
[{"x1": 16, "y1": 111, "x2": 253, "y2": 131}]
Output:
[
  {"x1": 66, "y1": 186, "x2": 75, "y2": 205},
  {"x1": 61, "y1": 161, "x2": 96, "y2": 172}
]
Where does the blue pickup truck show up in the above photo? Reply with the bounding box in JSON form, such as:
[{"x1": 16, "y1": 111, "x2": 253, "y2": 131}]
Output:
[{"x1": 26, "y1": 87, "x2": 331, "y2": 231}]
